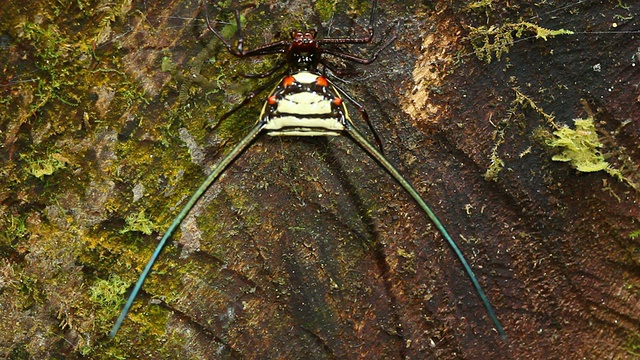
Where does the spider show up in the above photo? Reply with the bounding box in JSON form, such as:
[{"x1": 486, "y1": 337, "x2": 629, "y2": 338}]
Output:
[{"x1": 110, "y1": 0, "x2": 505, "y2": 339}]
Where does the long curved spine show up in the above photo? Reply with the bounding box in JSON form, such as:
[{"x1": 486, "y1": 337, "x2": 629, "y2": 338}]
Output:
[
  {"x1": 109, "y1": 123, "x2": 264, "y2": 338},
  {"x1": 345, "y1": 124, "x2": 506, "y2": 339}
]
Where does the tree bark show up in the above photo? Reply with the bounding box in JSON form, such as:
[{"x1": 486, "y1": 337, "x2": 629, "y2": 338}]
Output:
[{"x1": 1, "y1": 0, "x2": 638, "y2": 359}]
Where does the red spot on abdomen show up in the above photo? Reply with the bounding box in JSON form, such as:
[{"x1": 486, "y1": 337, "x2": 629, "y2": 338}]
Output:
[
  {"x1": 316, "y1": 76, "x2": 328, "y2": 87},
  {"x1": 282, "y1": 76, "x2": 295, "y2": 87}
]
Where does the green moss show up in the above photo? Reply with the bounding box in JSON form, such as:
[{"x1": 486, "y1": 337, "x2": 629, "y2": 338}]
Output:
[
  {"x1": 119, "y1": 83, "x2": 151, "y2": 109},
  {"x1": 546, "y1": 117, "x2": 609, "y2": 172},
  {"x1": 616, "y1": 0, "x2": 631, "y2": 10},
  {"x1": 468, "y1": 22, "x2": 574, "y2": 63},
  {"x1": 466, "y1": 0, "x2": 493, "y2": 10},
  {"x1": 89, "y1": 274, "x2": 128, "y2": 310},
  {"x1": 21, "y1": 152, "x2": 69, "y2": 179},
  {"x1": 484, "y1": 153, "x2": 505, "y2": 182},
  {"x1": 513, "y1": 88, "x2": 556, "y2": 125},
  {"x1": 18, "y1": 274, "x2": 46, "y2": 309},
  {"x1": 514, "y1": 89, "x2": 637, "y2": 190},
  {"x1": 20, "y1": 21, "x2": 84, "y2": 107},
  {"x1": 120, "y1": 209, "x2": 156, "y2": 235},
  {"x1": 624, "y1": 331, "x2": 640, "y2": 357},
  {"x1": 161, "y1": 56, "x2": 177, "y2": 73},
  {"x1": 0, "y1": 214, "x2": 28, "y2": 245},
  {"x1": 483, "y1": 129, "x2": 506, "y2": 182},
  {"x1": 314, "y1": 0, "x2": 338, "y2": 22}
]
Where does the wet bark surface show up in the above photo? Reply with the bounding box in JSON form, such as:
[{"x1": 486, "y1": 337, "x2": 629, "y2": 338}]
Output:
[{"x1": 1, "y1": 0, "x2": 639, "y2": 359}]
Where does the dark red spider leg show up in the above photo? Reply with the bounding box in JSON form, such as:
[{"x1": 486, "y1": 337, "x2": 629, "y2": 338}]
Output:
[
  {"x1": 210, "y1": 70, "x2": 285, "y2": 130},
  {"x1": 318, "y1": 29, "x2": 376, "y2": 45},
  {"x1": 328, "y1": 77, "x2": 385, "y2": 153},
  {"x1": 237, "y1": 43, "x2": 288, "y2": 57},
  {"x1": 323, "y1": 35, "x2": 397, "y2": 65},
  {"x1": 318, "y1": 35, "x2": 373, "y2": 45}
]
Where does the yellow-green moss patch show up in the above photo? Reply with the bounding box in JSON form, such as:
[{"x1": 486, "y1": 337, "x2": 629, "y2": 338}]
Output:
[{"x1": 546, "y1": 117, "x2": 609, "y2": 172}]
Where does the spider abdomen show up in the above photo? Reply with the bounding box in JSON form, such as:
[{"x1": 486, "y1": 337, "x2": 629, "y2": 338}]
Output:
[{"x1": 262, "y1": 71, "x2": 348, "y2": 136}]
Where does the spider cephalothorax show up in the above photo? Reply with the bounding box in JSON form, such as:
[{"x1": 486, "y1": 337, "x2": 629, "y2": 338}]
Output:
[{"x1": 286, "y1": 30, "x2": 321, "y2": 71}]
